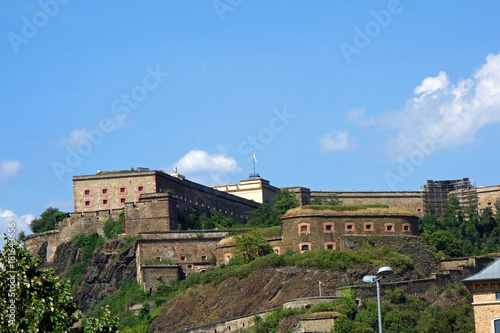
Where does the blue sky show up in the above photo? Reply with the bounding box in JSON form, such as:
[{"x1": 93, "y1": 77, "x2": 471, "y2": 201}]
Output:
[{"x1": 2, "y1": 1, "x2": 500, "y2": 237}]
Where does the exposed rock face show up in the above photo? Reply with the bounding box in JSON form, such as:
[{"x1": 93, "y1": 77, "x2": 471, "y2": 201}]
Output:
[{"x1": 73, "y1": 240, "x2": 136, "y2": 314}]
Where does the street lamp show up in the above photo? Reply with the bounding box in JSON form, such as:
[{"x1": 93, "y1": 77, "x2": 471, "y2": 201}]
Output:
[{"x1": 363, "y1": 266, "x2": 393, "y2": 333}]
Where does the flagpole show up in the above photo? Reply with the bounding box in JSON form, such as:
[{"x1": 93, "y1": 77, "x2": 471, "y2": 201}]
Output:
[{"x1": 252, "y1": 151, "x2": 256, "y2": 175}]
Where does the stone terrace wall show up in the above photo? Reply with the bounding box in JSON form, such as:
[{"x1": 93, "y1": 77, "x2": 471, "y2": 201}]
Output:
[
  {"x1": 170, "y1": 309, "x2": 274, "y2": 333},
  {"x1": 24, "y1": 230, "x2": 60, "y2": 262},
  {"x1": 312, "y1": 190, "x2": 423, "y2": 216}
]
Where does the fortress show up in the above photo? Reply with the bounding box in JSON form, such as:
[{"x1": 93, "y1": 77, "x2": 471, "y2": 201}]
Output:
[{"x1": 24, "y1": 169, "x2": 500, "y2": 292}]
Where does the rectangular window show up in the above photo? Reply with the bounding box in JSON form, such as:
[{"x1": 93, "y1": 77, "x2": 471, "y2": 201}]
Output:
[
  {"x1": 202, "y1": 256, "x2": 207, "y2": 260},
  {"x1": 84, "y1": 190, "x2": 90, "y2": 195},
  {"x1": 300, "y1": 226, "x2": 308, "y2": 232},
  {"x1": 120, "y1": 187, "x2": 125, "y2": 193},
  {"x1": 120, "y1": 198, "x2": 126, "y2": 203},
  {"x1": 103, "y1": 199, "x2": 108, "y2": 205},
  {"x1": 325, "y1": 225, "x2": 332, "y2": 231},
  {"x1": 138, "y1": 186, "x2": 144, "y2": 192},
  {"x1": 496, "y1": 292, "x2": 500, "y2": 300},
  {"x1": 180, "y1": 256, "x2": 185, "y2": 261},
  {"x1": 85, "y1": 201, "x2": 90, "y2": 206},
  {"x1": 102, "y1": 188, "x2": 108, "y2": 194}
]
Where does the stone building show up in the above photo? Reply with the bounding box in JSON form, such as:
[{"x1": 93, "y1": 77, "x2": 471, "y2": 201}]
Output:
[
  {"x1": 463, "y1": 257, "x2": 500, "y2": 333},
  {"x1": 136, "y1": 230, "x2": 238, "y2": 292},
  {"x1": 277, "y1": 206, "x2": 419, "y2": 255},
  {"x1": 73, "y1": 170, "x2": 260, "y2": 221},
  {"x1": 211, "y1": 174, "x2": 280, "y2": 204}
]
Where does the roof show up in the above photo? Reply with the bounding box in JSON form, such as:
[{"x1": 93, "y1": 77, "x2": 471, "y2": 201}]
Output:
[{"x1": 463, "y1": 257, "x2": 500, "y2": 282}]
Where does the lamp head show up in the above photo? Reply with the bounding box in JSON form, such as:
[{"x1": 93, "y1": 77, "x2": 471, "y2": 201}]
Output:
[
  {"x1": 363, "y1": 275, "x2": 377, "y2": 283},
  {"x1": 377, "y1": 266, "x2": 393, "y2": 277}
]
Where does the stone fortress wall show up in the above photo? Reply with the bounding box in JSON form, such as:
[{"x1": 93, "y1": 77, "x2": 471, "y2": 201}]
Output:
[{"x1": 24, "y1": 171, "x2": 500, "y2": 293}]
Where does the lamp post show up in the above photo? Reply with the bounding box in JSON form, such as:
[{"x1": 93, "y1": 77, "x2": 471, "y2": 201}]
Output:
[{"x1": 363, "y1": 266, "x2": 393, "y2": 333}]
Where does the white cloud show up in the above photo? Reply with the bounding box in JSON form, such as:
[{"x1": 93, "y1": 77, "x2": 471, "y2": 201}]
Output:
[
  {"x1": 0, "y1": 208, "x2": 35, "y2": 245},
  {"x1": 320, "y1": 130, "x2": 357, "y2": 152},
  {"x1": 0, "y1": 160, "x2": 22, "y2": 181},
  {"x1": 413, "y1": 71, "x2": 450, "y2": 96},
  {"x1": 168, "y1": 150, "x2": 242, "y2": 185},
  {"x1": 59, "y1": 113, "x2": 128, "y2": 148},
  {"x1": 353, "y1": 52, "x2": 500, "y2": 160}
]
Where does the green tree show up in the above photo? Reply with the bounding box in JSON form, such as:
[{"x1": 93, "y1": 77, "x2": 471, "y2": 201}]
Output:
[
  {"x1": 247, "y1": 189, "x2": 299, "y2": 227},
  {"x1": 0, "y1": 236, "x2": 78, "y2": 332},
  {"x1": 29, "y1": 207, "x2": 69, "y2": 233},
  {"x1": 422, "y1": 230, "x2": 464, "y2": 258},
  {"x1": 83, "y1": 305, "x2": 118, "y2": 333},
  {"x1": 234, "y1": 230, "x2": 273, "y2": 263}
]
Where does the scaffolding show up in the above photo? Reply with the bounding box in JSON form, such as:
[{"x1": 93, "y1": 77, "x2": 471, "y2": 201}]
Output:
[{"x1": 421, "y1": 178, "x2": 476, "y2": 218}]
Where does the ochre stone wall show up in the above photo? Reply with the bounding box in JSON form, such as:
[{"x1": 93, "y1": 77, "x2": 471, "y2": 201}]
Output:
[{"x1": 477, "y1": 185, "x2": 500, "y2": 212}]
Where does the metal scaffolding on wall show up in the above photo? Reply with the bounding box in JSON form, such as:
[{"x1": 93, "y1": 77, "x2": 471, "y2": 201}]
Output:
[{"x1": 421, "y1": 178, "x2": 476, "y2": 218}]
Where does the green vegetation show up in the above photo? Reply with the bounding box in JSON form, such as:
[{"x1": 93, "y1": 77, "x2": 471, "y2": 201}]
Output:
[
  {"x1": 180, "y1": 208, "x2": 244, "y2": 230},
  {"x1": 419, "y1": 195, "x2": 500, "y2": 257},
  {"x1": 29, "y1": 206, "x2": 70, "y2": 233},
  {"x1": 180, "y1": 247, "x2": 413, "y2": 290},
  {"x1": 65, "y1": 233, "x2": 104, "y2": 294},
  {"x1": 244, "y1": 286, "x2": 474, "y2": 332},
  {"x1": 332, "y1": 287, "x2": 474, "y2": 333},
  {"x1": 233, "y1": 230, "x2": 273, "y2": 263},
  {"x1": 0, "y1": 236, "x2": 117, "y2": 332},
  {"x1": 103, "y1": 212, "x2": 125, "y2": 239},
  {"x1": 247, "y1": 189, "x2": 299, "y2": 227},
  {"x1": 86, "y1": 280, "x2": 180, "y2": 332},
  {"x1": 310, "y1": 193, "x2": 342, "y2": 206}
]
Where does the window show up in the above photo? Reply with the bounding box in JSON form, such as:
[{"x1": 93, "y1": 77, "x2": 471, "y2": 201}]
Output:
[
  {"x1": 119, "y1": 197, "x2": 126, "y2": 204},
  {"x1": 273, "y1": 247, "x2": 280, "y2": 255},
  {"x1": 187, "y1": 264, "x2": 193, "y2": 269},
  {"x1": 402, "y1": 224, "x2": 411, "y2": 232},
  {"x1": 84, "y1": 190, "x2": 90, "y2": 195},
  {"x1": 496, "y1": 292, "x2": 500, "y2": 300},
  {"x1": 364, "y1": 222, "x2": 374, "y2": 231},
  {"x1": 180, "y1": 256, "x2": 185, "y2": 261},
  {"x1": 323, "y1": 223, "x2": 335, "y2": 233},
  {"x1": 138, "y1": 186, "x2": 144, "y2": 192},
  {"x1": 345, "y1": 223, "x2": 355, "y2": 232},
  {"x1": 102, "y1": 199, "x2": 109, "y2": 206},
  {"x1": 85, "y1": 200, "x2": 91, "y2": 206},
  {"x1": 298, "y1": 223, "x2": 310, "y2": 234},
  {"x1": 495, "y1": 319, "x2": 500, "y2": 333},
  {"x1": 202, "y1": 256, "x2": 207, "y2": 260},
  {"x1": 119, "y1": 186, "x2": 127, "y2": 194},
  {"x1": 101, "y1": 188, "x2": 108, "y2": 195},
  {"x1": 325, "y1": 242, "x2": 335, "y2": 250},
  {"x1": 385, "y1": 223, "x2": 395, "y2": 232},
  {"x1": 83, "y1": 189, "x2": 91, "y2": 196},
  {"x1": 299, "y1": 243, "x2": 311, "y2": 253}
]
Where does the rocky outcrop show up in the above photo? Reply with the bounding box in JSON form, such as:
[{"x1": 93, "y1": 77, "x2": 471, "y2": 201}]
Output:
[{"x1": 73, "y1": 240, "x2": 136, "y2": 314}]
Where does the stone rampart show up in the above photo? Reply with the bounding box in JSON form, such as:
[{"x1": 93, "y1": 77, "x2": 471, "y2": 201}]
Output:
[
  {"x1": 283, "y1": 296, "x2": 342, "y2": 309},
  {"x1": 170, "y1": 309, "x2": 275, "y2": 333},
  {"x1": 476, "y1": 185, "x2": 500, "y2": 212},
  {"x1": 311, "y1": 190, "x2": 423, "y2": 215},
  {"x1": 24, "y1": 230, "x2": 60, "y2": 262}
]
